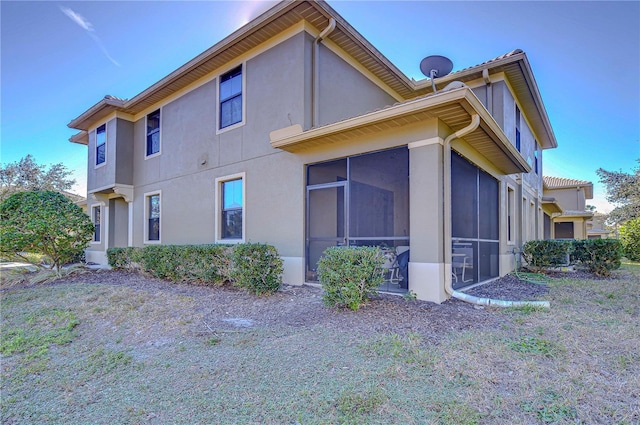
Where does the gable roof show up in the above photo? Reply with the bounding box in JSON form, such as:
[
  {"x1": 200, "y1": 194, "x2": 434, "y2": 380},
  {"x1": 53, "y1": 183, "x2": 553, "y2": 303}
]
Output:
[
  {"x1": 543, "y1": 176, "x2": 593, "y2": 199},
  {"x1": 68, "y1": 0, "x2": 557, "y2": 152}
]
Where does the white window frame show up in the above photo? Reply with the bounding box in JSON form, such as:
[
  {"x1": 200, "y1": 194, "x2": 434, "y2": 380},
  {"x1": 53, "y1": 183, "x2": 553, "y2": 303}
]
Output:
[
  {"x1": 506, "y1": 185, "x2": 515, "y2": 245},
  {"x1": 216, "y1": 63, "x2": 246, "y2": 135},
  {"x1": 95, "y1": 123, "x2": 107, "y2": 169},
  {"x1": 144, "y1": 190, "x2": 162, "y2": 244},
  {"x1": 215, "y1": 172, "x2": 246, "y2": 243},
  {"x1": 91, "y1": 204, "x2": 102, "y2": 244},
  {"x1": 145, "y1": 108, "x2": 162, "y2": 159}
]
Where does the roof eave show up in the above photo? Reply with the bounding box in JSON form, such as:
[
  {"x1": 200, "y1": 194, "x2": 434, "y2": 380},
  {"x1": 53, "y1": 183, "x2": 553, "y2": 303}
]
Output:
[
  {"x1": 68, "y1": 97, "x2": 127, "y2": 131},
  {"x1": 414, "y1": 52, "x2": 558, "y2": 150},
  {"x1": 271, "y1": 87, "x2": 530, "y2": 175},
  {"x1": 69, "y1": 130, "x2": 88, "y2": 145}
]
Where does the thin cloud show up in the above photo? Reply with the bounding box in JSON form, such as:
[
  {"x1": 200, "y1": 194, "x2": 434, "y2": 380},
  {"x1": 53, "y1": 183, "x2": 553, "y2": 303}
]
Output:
[
  {"x1": 59, "y1": 6, "x2": 93, "y2": 32},
  {"x1": 59, "y1": 5, "x2": 120, "y2": 67}
]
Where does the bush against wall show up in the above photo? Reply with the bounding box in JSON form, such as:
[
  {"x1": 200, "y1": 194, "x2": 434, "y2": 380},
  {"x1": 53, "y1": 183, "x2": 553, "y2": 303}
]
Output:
[
  {"x1": 230, "y1": 243, "x2": 283, "y2": 295},
  {"x1": 522, "y1": 240, "x2": 573, "y2": 272},
  {"x1": 107, "y1": 243, "x2": 281, "y2": 294},
  {"x1": 619, "y1": 217, "x2": 640, "y2": 262},
  {"x1": 522, "y1": 239, "x2": 623, "y2": 277},
  {"x1": 0, "y1": 191, "x2": 94, "y2": 273},
  {"x1": 572, "y1": 239, "x2": 623, "y2": 276},
  {"x1": 316, "y1": 246, "x2": 384, "y2": 311}
]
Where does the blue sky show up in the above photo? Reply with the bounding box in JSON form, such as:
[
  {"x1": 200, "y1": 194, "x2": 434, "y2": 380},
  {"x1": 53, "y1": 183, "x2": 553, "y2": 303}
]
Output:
[{"x1": 1, "y1": 1, "x2": 638, "y2": 213}]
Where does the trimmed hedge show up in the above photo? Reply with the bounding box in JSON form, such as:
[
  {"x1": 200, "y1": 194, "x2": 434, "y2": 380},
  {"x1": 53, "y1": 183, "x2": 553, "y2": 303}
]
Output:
[
  {"x1": 571, "y1": 239, "x2": 623, "y2": 276},
  {"x1": 522, "y1": 240, "x2": 573, "y2": 272},
  {"x1": 230, "y1": 243, "x2": 283, "y2": 295},
  {"x1": 522, "y1": 239, "x2": 623, "y2": 277},
  {"x1": 317, "y1": 246, "x2": 384, "y2": 311},
  {"x1": 107, "y1": 243, "x2": 282, "y2": 294}
]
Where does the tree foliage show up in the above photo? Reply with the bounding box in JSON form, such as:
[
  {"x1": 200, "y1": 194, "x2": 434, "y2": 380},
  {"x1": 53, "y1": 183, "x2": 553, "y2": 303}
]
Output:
[
  {"x1": 0, "y1": 191, "x2": 94, "y2": 273},
  {"x1": 596, "y1": 159, "x2": 640, "y2": 224},
  {"x1": 619, "y1": 217, "x2": 640, "y2": 262},
  {"x1": 0, "y1": 155, "x2": 76, "y2": 202}
]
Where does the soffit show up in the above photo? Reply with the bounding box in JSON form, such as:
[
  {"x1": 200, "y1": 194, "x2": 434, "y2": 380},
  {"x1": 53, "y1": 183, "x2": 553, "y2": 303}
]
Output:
[
  {"x1": 271, "y1": 87, "x2": 530, "y2": 175},
  {"x1": 541, "y1": 199, "x2": 563, "y2": 214}
]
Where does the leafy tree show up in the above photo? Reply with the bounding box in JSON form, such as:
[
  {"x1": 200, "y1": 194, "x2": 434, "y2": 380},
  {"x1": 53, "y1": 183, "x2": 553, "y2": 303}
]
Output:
[
  {"x1": 0, "y1": 191, "x2": 94, "y2": 273},
  {"x1": 0, "y1": 155, "x2": 76, "y2": 202},
  {"x1": 596, "y1": 159, "x2": 640, "y2": 224},
  {"x1": 619, "y1": 217, "x2": 640, "y2": 262}
]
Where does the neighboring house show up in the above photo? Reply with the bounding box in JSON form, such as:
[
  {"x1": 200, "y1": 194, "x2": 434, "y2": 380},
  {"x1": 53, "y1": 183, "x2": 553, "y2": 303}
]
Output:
[
  {"x1": 68, "y1": 0, "x2": 558, "y2": 303},
  {"x1": 542, "y1": 176, "x2": 594, "y2": 239},
  {"x1": 587, "y1": 213, "x2": 611, "y2": 239}
]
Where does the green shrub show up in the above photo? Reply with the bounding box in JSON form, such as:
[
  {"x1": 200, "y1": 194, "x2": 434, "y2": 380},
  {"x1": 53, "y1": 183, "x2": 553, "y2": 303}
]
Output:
[
  {"x1": 317, "y1": 246, "x2": 384, "y2": 310},
  {"x1": 0, "y1": 191, "x2": 94, "y2": 273},
  {"x1": 522, "y1": 240, "x2": 573, "y2": 272},
  {"x1": 139, "y1": 245, "x2": 232, "y2": 285},
  {"x1": 619, "y1": 218, "x2": 640, "y2": 262},
  {"x1": 107, "y1": 247, "x2": 141, "y2": 269},
  {"x1": 106, "y1": 243, "x2": 283, "y2": 293},
  {"x1": 571, "y1": 239, "x2": 623, "y2": 276},
  {"x1": 230, "y1": 243, "x2": 283, "y2": 295}
]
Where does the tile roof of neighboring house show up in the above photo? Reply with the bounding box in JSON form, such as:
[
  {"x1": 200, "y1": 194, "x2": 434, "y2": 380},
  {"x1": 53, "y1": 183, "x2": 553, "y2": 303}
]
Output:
[{"x1": 543, "y1": 176, "x2": 593, "y2": 199}]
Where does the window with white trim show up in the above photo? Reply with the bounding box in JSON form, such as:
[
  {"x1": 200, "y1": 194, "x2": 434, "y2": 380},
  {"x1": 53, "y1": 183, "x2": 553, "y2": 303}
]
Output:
[
  {"x1": 216, "y1": 174, "x2": 245, "y2": 241},
  {"x1": 515, "y1": 105, "x2": 521, "y2": 151},
  {"x1": 145, "y1": 192, "x2": 161, "y2": 242},
  {"x1": 92, "y1": 205, "x2": 101, "y2": 243},
  {"x1": 219, "y1": 66, "x2": 242, "y2": 129},
  {"x1": 507, "y1": 186, "x2": 515, "y2": 244},
  {"x1": 96, "y1": 124, "x2": 106, "y2": 165},
  {"x1": 146, "y1": 109, "x2": 161, "y2": 157}
]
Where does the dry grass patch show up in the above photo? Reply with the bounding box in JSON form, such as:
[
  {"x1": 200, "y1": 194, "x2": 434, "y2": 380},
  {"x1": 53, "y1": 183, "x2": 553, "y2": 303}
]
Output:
[{"x1": 1, "y1": 265, "x2": 638, "y2": 424}]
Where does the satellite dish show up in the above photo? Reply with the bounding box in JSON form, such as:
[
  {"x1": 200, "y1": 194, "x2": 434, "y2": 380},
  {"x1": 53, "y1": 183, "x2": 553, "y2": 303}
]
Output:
[{"x1": 420, "y1": 55, "x2": 453, "y2": 93}]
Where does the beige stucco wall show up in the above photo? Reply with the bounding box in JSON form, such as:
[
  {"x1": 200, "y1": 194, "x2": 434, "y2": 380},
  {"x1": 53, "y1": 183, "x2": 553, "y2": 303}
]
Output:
[
  {"x1": 546, "y1": 187, "x2": 587, "y2": 211},
  {"x1": 81, "y1": 24, "x2": 552, "y2": 304}
]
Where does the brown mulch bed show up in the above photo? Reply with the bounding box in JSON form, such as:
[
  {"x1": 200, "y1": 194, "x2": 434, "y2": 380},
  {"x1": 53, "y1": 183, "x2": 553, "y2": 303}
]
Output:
[{"x1": 2, "y1": 268, "x2": 570, "y2": 343}]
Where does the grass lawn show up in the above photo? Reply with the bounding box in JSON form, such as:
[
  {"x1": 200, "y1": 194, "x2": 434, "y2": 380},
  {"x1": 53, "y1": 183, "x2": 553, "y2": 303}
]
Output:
[{"x1": 1, "y1": 265, "x2": 639, "y2": 424}]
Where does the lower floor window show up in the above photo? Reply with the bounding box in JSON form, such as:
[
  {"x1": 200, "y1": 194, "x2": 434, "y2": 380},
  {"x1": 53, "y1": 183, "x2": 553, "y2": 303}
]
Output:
[
  {"x1": 146, "y1": 192, "x2": 160, "y2": 242},
  {"x1": 216, "y1": 174, "x2": 245, "y2": 241},
  {"x1": 92, "y1": 205, "x2": 101, "y2": 242}
]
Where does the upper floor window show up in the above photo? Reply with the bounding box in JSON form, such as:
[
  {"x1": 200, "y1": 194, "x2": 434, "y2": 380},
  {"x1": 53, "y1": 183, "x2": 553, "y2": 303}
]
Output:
[
  {"x1": 96, "y1": 124, "x2": 106, "y2": 165},
  {"x1": 92, "y1": 205, "x2": 101, "y2": 243},
  {"x1": 515, "y1": 105, "x2": 521, "y2": 151},
  {"x1": 219, "y1": 66, "x2": 242, "y2": 129},
  {"x1": 534, "y1": 147, "x2": 539, "y2": 175},
  {"x1": 145, "y1": 192, "x2": 161, "y2": 243},
  {"x1": 146, "y1": 109, "x2": 161, "y2": 157}
]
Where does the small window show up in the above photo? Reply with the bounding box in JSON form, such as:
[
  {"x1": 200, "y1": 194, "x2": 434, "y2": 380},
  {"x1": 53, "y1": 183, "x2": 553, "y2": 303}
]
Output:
[
  {"x1": 219, "y1": 66, "x2": 242, "y2": 129},
  {"x1": 515, "y1": 105, "x2": 521, "y2": 151},
  {"x1": 92, "y1": 205, "x2": 101, "y2": 242},
  {"x1": 507, "y1": 187, "x2": 515, "y2": 244},
  {"x1": 145, "y1": 192, "x2": 161, "y2": 242},
  {"x1": 96, "y1": 124, "x2": 106, "y2": 165},
  {"x1": 146, "y1": 109, "x2": 161, "y2": 157},
  {"x1": 534, "y1": 147, "x2": 539, "y2": 175}
]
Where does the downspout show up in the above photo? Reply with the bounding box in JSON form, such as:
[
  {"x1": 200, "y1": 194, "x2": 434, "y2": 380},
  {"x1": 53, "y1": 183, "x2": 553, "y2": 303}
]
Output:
[
  {"x1": 443, "y1": 114, "x2": 550, "y2": 309},
  {"x1": 312, "y1": 18, "x2": 336, "y2": 127},
  {"x1": 482, "y1": 69, "x2": 492, "y2": 115}
]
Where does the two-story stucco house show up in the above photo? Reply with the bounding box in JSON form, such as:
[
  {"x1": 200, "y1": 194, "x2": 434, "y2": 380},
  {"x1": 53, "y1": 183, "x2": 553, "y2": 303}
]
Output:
[
  {"x1": 542, "y1": 176, "x2": 594, "y2": 239},
  {"x1": 69, "y1": 0, "x2": 558, "y2": 303}
]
